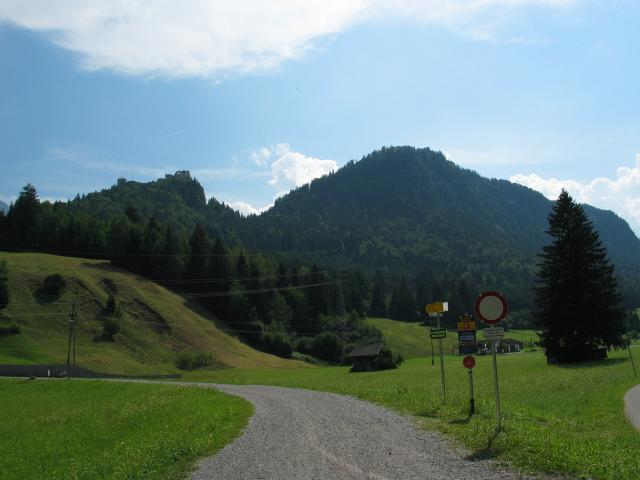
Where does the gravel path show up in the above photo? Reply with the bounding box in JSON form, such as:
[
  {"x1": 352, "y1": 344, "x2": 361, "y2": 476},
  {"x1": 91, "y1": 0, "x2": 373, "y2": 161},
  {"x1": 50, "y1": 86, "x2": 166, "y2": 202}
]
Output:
[
  {"x1": 624, "y1": 384, "x2": 640, "y2": 431},
  {"x1": 192, "y1": 383, "x2": 534, "y2": 480}
]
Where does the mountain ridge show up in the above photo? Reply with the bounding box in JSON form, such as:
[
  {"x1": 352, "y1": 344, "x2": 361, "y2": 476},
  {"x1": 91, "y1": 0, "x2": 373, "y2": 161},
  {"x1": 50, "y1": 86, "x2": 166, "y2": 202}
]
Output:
[{"x1": 4, "y1": 146, "x2": 639, "y2": 317}]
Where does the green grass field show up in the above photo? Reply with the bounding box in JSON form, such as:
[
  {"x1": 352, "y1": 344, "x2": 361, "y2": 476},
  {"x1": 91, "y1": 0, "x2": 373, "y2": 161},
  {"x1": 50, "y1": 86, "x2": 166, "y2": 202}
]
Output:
[
  {"x1": 0, "y1": 378, "x2": 252, "y2": 480},
  {"x1": 0, "y1": 252, "x2": 306, "y2": 373},
  {"x1": 186, "y1": 350, "x2": 640, "y2": 480},
  {"x1": 367, "y1": 317, "x2": 459, "y2": 358}
]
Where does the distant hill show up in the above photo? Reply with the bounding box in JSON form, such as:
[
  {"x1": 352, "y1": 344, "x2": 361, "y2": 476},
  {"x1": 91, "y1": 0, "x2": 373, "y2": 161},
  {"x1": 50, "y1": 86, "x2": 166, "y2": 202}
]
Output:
[
  {"x1": 66, "y1": 170, "x2": 244, "y2": 243},
  {"x1": 0, "y1": 200, "x2": 8, "y2": 214},
  {"x1": 5, "y1": 146, "x2": 640, "y2": 323},
  {"x1": 0, "y1": 253, "x2": 306, "y2": 373}
]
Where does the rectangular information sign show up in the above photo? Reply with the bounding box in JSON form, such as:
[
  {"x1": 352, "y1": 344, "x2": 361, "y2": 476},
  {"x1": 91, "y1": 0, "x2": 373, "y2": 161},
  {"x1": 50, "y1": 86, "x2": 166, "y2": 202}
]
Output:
[
  {"x1": 430, "y1": 328, "x2": 447, "y2": 339},
  {"x1": 458, "y1": 331, "x2": 476, "y2": 343},
  {"x1": 483, "y1": 327, "x2": 505, "y2": 339},
  {"x1": 426, "y1": 302, "x2": 449, "y2": 314},
  {"x1": 457, "y1": 320, "x2": 477, "y2": 332}
]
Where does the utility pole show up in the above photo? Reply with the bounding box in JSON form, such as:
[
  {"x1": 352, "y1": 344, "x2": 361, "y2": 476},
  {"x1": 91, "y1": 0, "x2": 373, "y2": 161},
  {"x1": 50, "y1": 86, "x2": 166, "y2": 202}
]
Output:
[{"x1": 67, "y1": 303, "x2": 77, "y2": 379}]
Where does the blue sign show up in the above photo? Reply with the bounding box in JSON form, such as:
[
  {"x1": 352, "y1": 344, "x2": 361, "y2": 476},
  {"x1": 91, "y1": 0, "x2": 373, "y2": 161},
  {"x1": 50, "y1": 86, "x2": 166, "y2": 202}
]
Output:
[{"x1": 458, "y1": 331, "x2": 476, "y2": 343}]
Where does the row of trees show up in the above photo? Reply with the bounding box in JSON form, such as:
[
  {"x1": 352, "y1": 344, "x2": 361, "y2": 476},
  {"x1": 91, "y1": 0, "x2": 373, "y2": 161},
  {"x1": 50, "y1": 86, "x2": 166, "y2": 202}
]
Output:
[
  {"x1": 0, "y1": 260, "x2": 19, "y2": 337},
  {"x1": 0, "y1": 185, "x2": 385, "y2": 361}
]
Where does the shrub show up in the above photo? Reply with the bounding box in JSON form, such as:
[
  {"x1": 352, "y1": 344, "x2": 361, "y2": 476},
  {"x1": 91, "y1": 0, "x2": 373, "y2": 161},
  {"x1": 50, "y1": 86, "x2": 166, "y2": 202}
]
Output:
[
  {"x1": 295, "y1": 336, "x2": 314, "y2": 355},
  {"x1": 311, "y1": 332, "x2": 345, "y2": 362},
  {"x1": 0, "y1": 281, "x2": 8, "y2": 309},
  {"x1": 42, "y1": 274, "x2": 66, "y2": 295},
  {"x1": 0, "y1": 320, "x2": 20, "y2": 337},
  {"x1": 175, "y1": 351, "x2": 215, "y2": 370},
  {"x1": 101, "y1": 316, "x2": 121, "y2": 341},
  {"x1": 104, "y1": 293, "x2": 122, "y2": 317},
  {"x1": 261, "y1": 331, "x2": 293, "y2": 358},
  {"x1": 372, "y1": 347, "x2": 403, "y2": 371}
]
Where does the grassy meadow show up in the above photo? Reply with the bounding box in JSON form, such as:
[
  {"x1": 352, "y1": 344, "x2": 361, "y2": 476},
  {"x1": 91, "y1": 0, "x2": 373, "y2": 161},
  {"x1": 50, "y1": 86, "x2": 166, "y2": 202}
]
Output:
[
  {"x1": 0, "y1": 378, "x2": 252, "y2": 480},
  {"x1": 368, "y1": 317, "x2": 542, "y2": 360},
  {"x1": 366, "y1": 317, "x2": 458, "y2": 358},
  {"x1": 187, "y1": 349, "x2": 640, "y2": 480},
  {"x1": 0, "y1": 252, "x2": 307, "y2": 373}
]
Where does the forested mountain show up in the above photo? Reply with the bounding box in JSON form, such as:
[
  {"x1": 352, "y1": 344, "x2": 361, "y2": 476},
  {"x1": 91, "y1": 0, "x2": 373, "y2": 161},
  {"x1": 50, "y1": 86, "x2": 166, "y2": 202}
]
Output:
[
  {"x1": 2, "y1": 146, "x2": 640, "y2": 330},
  {"x1": 245, "y1": 147, "x2": 640, "y2": 313},
  {"x1": 65, "y1": 170, "x2": 245, "y2": 244},
  {"x1": 0, "y1": 200, "x2": 8, "y2": 214}
]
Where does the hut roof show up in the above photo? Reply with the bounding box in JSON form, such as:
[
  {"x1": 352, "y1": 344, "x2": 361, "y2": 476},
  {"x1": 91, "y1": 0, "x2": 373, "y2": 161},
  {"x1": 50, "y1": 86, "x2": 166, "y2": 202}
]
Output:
[{"x1": 349, "y1": 342, "x2": 383, "y2": 358}]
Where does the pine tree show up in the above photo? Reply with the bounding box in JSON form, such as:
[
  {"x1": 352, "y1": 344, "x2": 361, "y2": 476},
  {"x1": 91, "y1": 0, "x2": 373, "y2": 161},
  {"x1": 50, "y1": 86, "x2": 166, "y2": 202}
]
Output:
[
  {"x1": 388, "y1": 277, "x2": 417, "y2": 322},
  {"x1": 0, "y1": 260, "x2": 9, "y2": 309},
  {"x1": 7, "y1": 184, "x2": 40, "y2": 248},
  {"x1": 187, "y1": 225, "x2": 209, "y2": 280},
  {"x1": 535, "y1": 190, "x2": 626, "y2": 363},
  {"x1": 205, "y1": 238, "x2": 233, "y2": 314},
  {"x1": 369, "y1": 270, "x2": 387, "y2": 318}
]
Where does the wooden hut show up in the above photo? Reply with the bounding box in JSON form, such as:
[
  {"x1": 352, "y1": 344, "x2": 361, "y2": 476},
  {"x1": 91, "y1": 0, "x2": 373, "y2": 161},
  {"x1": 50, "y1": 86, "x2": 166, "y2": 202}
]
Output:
[{"x1": 349, "y1": 342, "x2": 383, "y2": 371}]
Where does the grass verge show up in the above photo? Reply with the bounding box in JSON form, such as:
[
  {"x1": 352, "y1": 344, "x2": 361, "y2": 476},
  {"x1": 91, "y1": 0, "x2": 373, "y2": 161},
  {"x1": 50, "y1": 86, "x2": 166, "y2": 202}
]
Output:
[
  {"x1": 186, "y1": 350, "x2": 640, "y2": 479},
  {"x1": 0, "y1": 378, "x2": 252, "y2": 480}
]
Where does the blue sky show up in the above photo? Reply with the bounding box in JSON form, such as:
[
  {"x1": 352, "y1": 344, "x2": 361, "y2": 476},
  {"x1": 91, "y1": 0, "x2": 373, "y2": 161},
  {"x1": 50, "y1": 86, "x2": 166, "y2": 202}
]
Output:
[{"x1": 1, "y1": 1, "x2": 639, "y2": 233}]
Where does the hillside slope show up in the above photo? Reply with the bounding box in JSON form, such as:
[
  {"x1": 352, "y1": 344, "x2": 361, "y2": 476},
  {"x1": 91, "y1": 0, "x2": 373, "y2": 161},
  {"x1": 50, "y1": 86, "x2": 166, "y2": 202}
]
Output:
[{"x1": 0, "y1": 253, "x2": 306, "y2": 374}]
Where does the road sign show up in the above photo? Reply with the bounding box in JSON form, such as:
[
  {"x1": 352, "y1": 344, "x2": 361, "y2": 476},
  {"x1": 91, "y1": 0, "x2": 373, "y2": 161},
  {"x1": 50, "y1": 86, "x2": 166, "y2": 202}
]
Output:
[
  {"x1": 463, "y1": 355, "x2": 476, "y2": 369},
  {"x1": 475, "y1": 291, "x2": 508, "y2": 324},
  {"x1": 483, "y1": 327, "x2": 505, "y2": 339},
  {"x1": 458, "y1": 331, "x2": 476, "y2": 343},
  {"x1": 430, "y1": 328, "x2": 447, "y2": 339},
  {"x1": 459, "y1": 343, "x2": 478, "y2": 354},
  {"x1": 457, "y1": 320, "x2": 476, "y2": 332},
  {"x1": 426, "y1": 302, "x2": 448, "y2": 314}
]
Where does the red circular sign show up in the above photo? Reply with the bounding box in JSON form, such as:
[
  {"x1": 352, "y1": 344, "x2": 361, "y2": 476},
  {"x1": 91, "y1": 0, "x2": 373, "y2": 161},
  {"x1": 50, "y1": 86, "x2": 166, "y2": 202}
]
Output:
[
  {"x1": 463, "y1": 355, "x2": 476, "y2": 369},
  {"x1": 474, "y1": 291, "x2": 508, "y2": 324}
]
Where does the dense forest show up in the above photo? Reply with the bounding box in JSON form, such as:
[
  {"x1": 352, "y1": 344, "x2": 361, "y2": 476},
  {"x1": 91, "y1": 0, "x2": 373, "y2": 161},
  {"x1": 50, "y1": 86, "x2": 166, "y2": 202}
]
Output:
[{"x1": 1, "y1": 146, "x2": 640, "y2": 342}]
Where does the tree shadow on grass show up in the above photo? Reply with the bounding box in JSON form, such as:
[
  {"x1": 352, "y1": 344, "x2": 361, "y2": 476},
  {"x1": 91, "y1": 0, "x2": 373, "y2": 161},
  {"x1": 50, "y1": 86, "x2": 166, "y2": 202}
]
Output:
[
  {"x1": 465, "y1": 429, "x2": 502, "y2": 461},
  {"x1": 554, "y1": 357, "x2": 627, "y2": 369}
]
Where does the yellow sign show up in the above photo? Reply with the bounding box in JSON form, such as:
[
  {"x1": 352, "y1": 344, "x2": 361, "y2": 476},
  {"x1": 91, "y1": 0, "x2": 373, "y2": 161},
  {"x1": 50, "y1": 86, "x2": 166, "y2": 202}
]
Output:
[
  {"x1": 457, "y1": 320, "x2": 476, "y2": 332},
  {"x1": 426, "y1": 302, "x2": 448, "y2": 314}
]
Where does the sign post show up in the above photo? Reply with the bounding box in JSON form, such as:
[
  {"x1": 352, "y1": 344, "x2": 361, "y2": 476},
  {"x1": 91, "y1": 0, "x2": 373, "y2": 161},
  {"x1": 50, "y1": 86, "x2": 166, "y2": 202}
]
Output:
[
  {"x1": 463, "y1": 355, "x2": 476, "y2": 415},
  {"x1": 427, "y1": 302, "x2": 448, "y2": 404},
  {"x1": 625, "y1": 336, "x2": 637, "y2": 378},
  {"x1": 475, "y1": 291, "x2": 508, "y2": 431}
]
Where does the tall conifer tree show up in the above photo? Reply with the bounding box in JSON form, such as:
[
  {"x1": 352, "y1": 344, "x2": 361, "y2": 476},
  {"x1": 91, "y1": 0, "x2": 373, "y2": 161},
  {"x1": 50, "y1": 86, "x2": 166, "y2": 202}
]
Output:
[
  {"x1": 369, "y1": 270, "x2": 387, "y2": 318},
  {"x1": 535, "y1": 190, "x2": 626, "y2": 363}
]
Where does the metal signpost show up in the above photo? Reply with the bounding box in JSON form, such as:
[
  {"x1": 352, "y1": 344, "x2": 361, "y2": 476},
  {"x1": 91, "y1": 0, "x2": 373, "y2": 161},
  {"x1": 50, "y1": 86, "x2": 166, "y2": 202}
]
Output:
[
  {"x1": 426, "y1": 302, "x2": 448, "y2": 404},
  {"x1": 475, "y1": 291, "x2": 508, "y2": 431},
  {"x1": 625, "y1": 336, "x2": 637, "y2": 378},
  {"x1": 463, "y1": 355, "x2": 476, "y2": 415}
]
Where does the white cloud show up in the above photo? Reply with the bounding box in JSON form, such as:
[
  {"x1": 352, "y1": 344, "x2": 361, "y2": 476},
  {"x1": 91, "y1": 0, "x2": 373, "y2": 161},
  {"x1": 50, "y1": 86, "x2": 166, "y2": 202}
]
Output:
[
  {"x1": 250, "y1": 147, "x2": 273, "y2": 167},
  {"x1": 227, "y1": 144, "x2": 337, "y2": 216},
  {"x1": 264, "y1": 143, "x2": 337, "y2": 191},
  {"x1": 510, "y1": 154, "x2": 640, "y2": 235},
  {"x1": 0, "y1": 1, "x2": 574, "y2": 79},
  {"x1": 227, "y1": 201, "x2": 272, "y2": 216}
]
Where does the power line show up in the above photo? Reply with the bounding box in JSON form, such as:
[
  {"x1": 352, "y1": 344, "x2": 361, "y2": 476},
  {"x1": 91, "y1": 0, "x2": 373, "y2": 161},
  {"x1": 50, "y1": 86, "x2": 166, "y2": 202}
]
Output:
[
  {"x1": 154, "y1": 268, "x2": 345, "y2": 285},
  {"x1": 181, "y1": 280, "x2": 348, "y2": 299},
  {"x1": 12, "y1": 248, "x2": 340, "y2": 258}
]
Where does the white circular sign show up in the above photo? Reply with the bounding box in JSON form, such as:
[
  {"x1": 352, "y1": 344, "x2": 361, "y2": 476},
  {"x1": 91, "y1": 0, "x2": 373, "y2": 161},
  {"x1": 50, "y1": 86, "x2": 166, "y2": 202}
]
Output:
[{"x1": 475, "y1": 291, "x2": 508, "y2": 324}]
